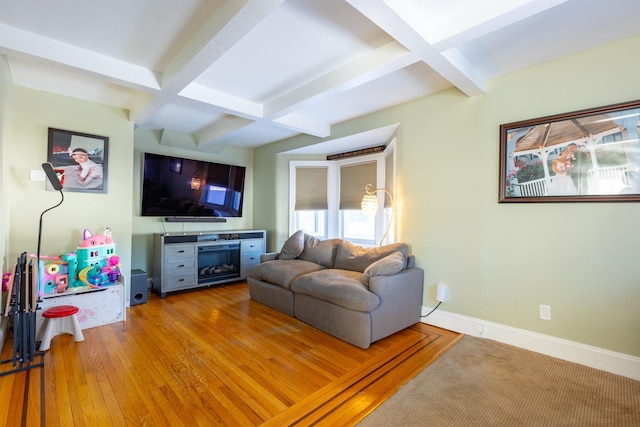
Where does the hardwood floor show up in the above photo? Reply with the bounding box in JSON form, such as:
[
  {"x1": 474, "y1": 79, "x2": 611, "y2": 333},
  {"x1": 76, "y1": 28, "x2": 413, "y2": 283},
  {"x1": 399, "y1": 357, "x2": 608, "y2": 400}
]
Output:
[{"x1": 0, "y1": 282, "x2": 461, "y2": 426}]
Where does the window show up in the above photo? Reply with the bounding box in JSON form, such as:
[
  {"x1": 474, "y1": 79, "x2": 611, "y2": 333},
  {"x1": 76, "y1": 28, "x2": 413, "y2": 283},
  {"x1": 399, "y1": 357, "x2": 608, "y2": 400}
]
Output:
[
  {"x1": 340, "y1": 160, "x2": 377, "y2": 244},
  {"x1": 290, "y1": 142, "x2": 395, "y2": 245},
  {"x1": 291, "y1": 165, "x2": 329, "y2": 238}
]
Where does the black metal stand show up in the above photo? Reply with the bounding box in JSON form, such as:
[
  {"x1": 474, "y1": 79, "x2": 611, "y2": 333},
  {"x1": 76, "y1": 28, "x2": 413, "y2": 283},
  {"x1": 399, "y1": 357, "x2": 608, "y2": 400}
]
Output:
[{"x1": 1, "y1": 252, "x2": 45, "y2": 426}]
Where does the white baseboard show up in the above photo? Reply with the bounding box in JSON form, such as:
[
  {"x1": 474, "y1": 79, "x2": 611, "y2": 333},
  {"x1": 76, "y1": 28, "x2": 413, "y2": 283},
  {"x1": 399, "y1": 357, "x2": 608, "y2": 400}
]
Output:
[{"x1": 422, "y1": 308, "x2": 640, "y2": 381}]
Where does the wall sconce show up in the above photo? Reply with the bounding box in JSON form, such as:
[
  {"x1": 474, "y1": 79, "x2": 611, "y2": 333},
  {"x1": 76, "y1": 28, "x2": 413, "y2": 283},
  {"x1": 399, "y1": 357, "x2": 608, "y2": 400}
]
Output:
[{"x1": 361, "y1": 184, "x2": 394, "y2": 246}]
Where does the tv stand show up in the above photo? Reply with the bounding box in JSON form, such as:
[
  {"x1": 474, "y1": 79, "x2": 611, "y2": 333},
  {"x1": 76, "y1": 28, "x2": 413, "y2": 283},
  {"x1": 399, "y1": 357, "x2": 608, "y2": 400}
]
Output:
[{"x1": 152, "y1": 229, "x2": 265, "y2": 298}]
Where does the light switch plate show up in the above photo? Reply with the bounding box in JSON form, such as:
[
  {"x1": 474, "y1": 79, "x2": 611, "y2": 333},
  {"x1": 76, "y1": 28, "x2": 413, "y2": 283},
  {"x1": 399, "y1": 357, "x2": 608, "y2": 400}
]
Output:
[{"x1": 30, "y1": 169, "x2": 46, "y2": 182}]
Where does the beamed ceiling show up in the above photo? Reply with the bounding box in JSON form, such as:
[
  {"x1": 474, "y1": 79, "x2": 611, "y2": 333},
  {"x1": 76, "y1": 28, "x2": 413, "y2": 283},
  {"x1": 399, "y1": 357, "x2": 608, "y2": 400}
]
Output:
[{"x1": 1, "y1": 0, "x2": 639, "y2": 153}]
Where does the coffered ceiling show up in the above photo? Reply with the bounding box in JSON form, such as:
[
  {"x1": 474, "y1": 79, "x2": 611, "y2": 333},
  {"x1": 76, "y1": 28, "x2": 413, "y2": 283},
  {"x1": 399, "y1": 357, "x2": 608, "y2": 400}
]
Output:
[{"x1": 1, "y1": 0, "x2": 639, "y2": 152}]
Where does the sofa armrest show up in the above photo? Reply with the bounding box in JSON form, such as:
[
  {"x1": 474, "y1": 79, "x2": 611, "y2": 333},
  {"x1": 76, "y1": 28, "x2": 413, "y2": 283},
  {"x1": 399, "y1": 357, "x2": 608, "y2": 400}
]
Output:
[
  {"x1": 368, "y1": 267, "x2": 423, "y2": 300},
  {"x1": 368, "y1": 267, "x2": 424, "y2": 342},
  {"x1": 406, "y1": 254, "x2": 416, "y2": 269},
  {"x1": 260, "y1": 252, "x2": 280, "y2": 263}
]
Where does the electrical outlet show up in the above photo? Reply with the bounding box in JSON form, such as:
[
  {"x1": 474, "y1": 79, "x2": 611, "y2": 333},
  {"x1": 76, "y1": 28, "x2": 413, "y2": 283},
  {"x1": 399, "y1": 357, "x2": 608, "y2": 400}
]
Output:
[{"x1": 539, "y1": 304, "x2": 551, "y2": 320}]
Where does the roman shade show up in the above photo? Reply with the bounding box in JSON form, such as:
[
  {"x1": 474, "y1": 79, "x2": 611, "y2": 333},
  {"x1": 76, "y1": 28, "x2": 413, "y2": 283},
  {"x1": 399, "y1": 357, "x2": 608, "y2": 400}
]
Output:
[
  {"x1": 295, "y1": 166, "x2": 328, "y2": 210},
  {"x1": 340, "y1": 161, "x2": 376, "y2": 210}
]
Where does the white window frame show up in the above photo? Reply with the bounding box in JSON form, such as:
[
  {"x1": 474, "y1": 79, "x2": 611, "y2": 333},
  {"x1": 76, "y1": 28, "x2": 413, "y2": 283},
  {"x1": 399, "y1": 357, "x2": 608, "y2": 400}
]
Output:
[{"x1": 289, "y1": 141, "x2": 395, "y2": 245}]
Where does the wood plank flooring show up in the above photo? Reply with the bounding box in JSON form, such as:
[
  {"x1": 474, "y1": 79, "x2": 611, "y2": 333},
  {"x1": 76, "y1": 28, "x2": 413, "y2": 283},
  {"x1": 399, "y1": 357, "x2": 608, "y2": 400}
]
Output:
[{"x1": 0, "y1": 282, "x2": 460, "y2": 426}]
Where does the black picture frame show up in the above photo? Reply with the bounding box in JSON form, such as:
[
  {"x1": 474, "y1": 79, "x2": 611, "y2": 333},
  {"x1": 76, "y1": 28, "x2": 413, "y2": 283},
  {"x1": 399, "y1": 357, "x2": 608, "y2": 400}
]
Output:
[
  {"x1": 47, "y1": 128, "x2": 109, "y2": 194},
  {"x1": 499, "y1": 100, "x2": 640, "y2": 203},
  {"x1": 169, "y1": 158, "x2": 182, "y2": 174}
]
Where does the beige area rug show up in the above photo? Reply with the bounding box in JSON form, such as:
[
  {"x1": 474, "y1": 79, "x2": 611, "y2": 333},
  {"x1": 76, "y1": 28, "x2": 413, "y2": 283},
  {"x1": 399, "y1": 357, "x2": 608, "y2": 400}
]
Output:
[{"x1": 358, "y1": 336, "x2": 640, "y2": 426}]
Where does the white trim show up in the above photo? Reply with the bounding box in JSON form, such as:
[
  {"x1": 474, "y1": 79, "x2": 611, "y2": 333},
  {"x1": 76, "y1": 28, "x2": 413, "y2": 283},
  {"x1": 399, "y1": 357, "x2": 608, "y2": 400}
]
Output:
[{"x1": 421, "y1": 308, "x2": 640, "y2": 381}]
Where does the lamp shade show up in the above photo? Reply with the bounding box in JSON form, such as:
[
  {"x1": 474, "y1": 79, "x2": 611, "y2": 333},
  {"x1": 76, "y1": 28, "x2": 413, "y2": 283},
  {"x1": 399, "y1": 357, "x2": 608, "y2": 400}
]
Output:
[{"x1": 361, "y1": 194, "x2": 378, "y2": 216}]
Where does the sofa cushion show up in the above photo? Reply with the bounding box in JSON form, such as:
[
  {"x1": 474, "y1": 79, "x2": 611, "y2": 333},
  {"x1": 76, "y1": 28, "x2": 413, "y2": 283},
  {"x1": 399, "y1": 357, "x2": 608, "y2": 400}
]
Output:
[
  {"x1": 291, "y1": 269, "x2": 380, "y2": 312},
  {"x1": 334, "y1": 240, "x2": 410, "y2": 273},
  {"x1": 249, "y1": 259, "x2": 325, "y2": 290},
  {"x1": 297, "y1": 234, "x2": 341, "y2": 268},
  {"x1": 362, "y1": 251, "x2": 406, "y2": 286},
  {"x1": 280, "y1": 230, "x2": 305, "y2": 260}
]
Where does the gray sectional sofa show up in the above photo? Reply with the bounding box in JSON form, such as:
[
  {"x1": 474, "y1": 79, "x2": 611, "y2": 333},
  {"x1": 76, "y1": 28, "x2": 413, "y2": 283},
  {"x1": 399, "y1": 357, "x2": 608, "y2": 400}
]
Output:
[{"x1": 247, "y1": 231, "x2": 424, "y2": 348}]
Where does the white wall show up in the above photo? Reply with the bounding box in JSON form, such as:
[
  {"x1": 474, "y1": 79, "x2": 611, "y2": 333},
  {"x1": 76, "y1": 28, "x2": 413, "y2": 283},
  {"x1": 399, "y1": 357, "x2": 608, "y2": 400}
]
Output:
[{"x1": 0, "y1": 56, "x2": 13, "y2": 349}]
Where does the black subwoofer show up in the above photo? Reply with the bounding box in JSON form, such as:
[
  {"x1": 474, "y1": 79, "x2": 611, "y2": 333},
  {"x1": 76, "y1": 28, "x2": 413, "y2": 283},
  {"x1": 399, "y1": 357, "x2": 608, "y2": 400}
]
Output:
[{"x1": 130, "y1": 269, "x2": 148, "y2": 306}]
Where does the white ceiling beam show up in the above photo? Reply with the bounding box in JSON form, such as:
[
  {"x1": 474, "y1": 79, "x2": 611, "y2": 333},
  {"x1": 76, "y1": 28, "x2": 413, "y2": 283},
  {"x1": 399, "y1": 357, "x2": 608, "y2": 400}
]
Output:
[
  {"x1": 264, "y1": 41, "x2": 419, "y2": 118},
  {"x1": 432, "y1": 0, "x2": 570, "y2": 50},
  {"x1": 198, "y1": 121, "x2": 262, "y2": 147},
  {"x1": 195, "y1": 116, "x2": 254, "y2": 146},
  {"x1": 179, "y1": 84, "x2": 263, "y2": 119},
  {"x1": 346, "y1": 0, "x2": 486, "y2": 97},
  {"x1": 0, "y1": 23, "x2": 159, "y2": 91},
  {"x1": 182, "y1": 83, "x2": 331, "y2": 143},
  {"x1": 273, "y1": 114, "x2": 330, "y2": 138},
  {"x1": 133, "y1": 0, "x2": 284, "y2": 125},
  {"x1": 197, "y1": 113, "x2": 330, "y2": 148}
]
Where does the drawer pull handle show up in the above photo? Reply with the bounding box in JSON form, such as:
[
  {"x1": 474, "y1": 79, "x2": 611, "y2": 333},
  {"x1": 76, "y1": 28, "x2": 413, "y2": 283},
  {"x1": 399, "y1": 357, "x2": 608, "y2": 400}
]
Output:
[
  {"x1": 178, "y1": 279, "x2": 185, "y2": 282},
  {"x1": 179, "y1": 264, "x2": 185, "y2": 268},
  {"x1": 178, "y1": 250, "x2": 185, "y2": 253}
]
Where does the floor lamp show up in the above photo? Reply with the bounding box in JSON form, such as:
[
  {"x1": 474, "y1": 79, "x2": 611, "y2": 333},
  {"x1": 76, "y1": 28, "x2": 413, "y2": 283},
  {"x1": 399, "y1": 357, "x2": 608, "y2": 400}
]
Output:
[
  {"x1": 361, "y1": 184, "x2": 394, "y2": 246},
  {"x1": 38, "y1": 163, "x2": 65, "y2": 293}
]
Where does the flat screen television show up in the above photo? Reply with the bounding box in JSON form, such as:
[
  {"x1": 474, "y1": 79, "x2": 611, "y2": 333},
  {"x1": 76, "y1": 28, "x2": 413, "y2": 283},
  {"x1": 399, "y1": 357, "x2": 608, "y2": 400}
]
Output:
[{"x1": 141, "y1": 152, "x2": 246, "y2": 218}]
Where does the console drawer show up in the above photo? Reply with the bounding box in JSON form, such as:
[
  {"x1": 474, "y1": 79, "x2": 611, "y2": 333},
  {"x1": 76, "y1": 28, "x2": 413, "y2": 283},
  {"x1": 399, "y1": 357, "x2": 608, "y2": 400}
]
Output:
[
  {"x1": 164, "y1": 244, "x2": 195, "y2": 260},
  {"x1": 163, "y1": 272, "x2": 197, "y2": 291}
]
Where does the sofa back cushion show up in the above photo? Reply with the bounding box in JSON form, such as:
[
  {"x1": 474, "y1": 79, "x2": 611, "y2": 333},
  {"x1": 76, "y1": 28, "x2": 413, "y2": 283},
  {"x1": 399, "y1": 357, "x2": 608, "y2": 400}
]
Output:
[
  {"x1": 280, "y1": 230, "x2": 305, "y2": 260},
  {"x1": 362, "y1": 251, "x2": 406, "y2": 285},
  {"x1": 334, "y1": 240, "x2": 410, "y2": 273},
  {"x1": 297, "y1": 234, "x2": 341, "y2": 268}
]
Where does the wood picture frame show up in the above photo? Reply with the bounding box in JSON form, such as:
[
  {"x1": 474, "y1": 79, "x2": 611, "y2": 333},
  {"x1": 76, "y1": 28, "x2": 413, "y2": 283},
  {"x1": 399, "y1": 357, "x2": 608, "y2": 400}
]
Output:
[
  {"x1": 47, "y1": 128, "x2": 109, "y2": 194},
  {"x1": 499, "y1": 100, "x2": 640, "y2": 203}
]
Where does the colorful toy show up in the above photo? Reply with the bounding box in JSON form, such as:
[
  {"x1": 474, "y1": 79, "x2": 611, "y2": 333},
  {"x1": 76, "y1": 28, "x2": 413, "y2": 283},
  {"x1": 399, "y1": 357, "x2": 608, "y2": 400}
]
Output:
[
  {"x1": 38, "y1": 227, "x2": 121, "y2": 296},
  {"x1": 2, "y1": 272, "x2": 12, "y2": 292}
]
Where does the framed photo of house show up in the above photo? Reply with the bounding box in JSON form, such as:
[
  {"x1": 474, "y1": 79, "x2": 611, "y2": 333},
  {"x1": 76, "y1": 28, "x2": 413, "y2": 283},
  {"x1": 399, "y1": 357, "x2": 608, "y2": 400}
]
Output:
[
  {"x1": 47, "y1": 128, "x2": 109, "y2": 194},
  {"x1": 499, "y1": 100, "x2": 640, "y2": 203}
]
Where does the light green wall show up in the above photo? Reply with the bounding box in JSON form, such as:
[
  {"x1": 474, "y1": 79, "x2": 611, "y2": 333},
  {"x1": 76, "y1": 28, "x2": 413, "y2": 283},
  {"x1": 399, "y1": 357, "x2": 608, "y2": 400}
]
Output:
[
  {"x1": 0, "y1": 57, "x2": 12, "y2": 297},
  {"x1": 254, "y1": 34, "x2": 640, "y2": 356},
  {"x1": 131, "y1": 128, "x2": 254, "y2": 275},
  {"x1": 6, "y1": 86, "x2": 134, "y2": 301}
]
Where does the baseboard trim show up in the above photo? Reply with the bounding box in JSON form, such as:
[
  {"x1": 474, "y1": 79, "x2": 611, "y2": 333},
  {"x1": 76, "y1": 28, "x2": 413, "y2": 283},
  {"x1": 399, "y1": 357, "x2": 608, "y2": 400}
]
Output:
[{"x1": 421, "y1": 308, "x2": 640, "y2": 381}]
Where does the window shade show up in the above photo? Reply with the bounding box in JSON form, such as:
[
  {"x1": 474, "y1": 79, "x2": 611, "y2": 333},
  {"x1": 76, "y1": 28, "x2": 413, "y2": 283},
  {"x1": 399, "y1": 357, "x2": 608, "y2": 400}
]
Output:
[
  {"x1": 340, "y1": 161, "x2": 376, "y2": 210},
  {"x1": 295, "y1": 167, "x2": 328, "y2": 210}
]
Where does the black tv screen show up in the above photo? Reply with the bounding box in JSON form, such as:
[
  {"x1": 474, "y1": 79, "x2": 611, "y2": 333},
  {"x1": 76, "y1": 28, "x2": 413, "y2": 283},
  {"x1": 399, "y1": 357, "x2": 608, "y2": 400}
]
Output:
[{"x1": 141, "y1": 153, "x2": 246, "y2": 218}]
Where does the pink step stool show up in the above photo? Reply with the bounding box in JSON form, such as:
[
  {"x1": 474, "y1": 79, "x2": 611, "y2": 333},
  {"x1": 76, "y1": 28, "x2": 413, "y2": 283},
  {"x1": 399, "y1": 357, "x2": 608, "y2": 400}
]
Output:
[{"x1": 39, "y1": 305, "x2": 84, "y2": 351}]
